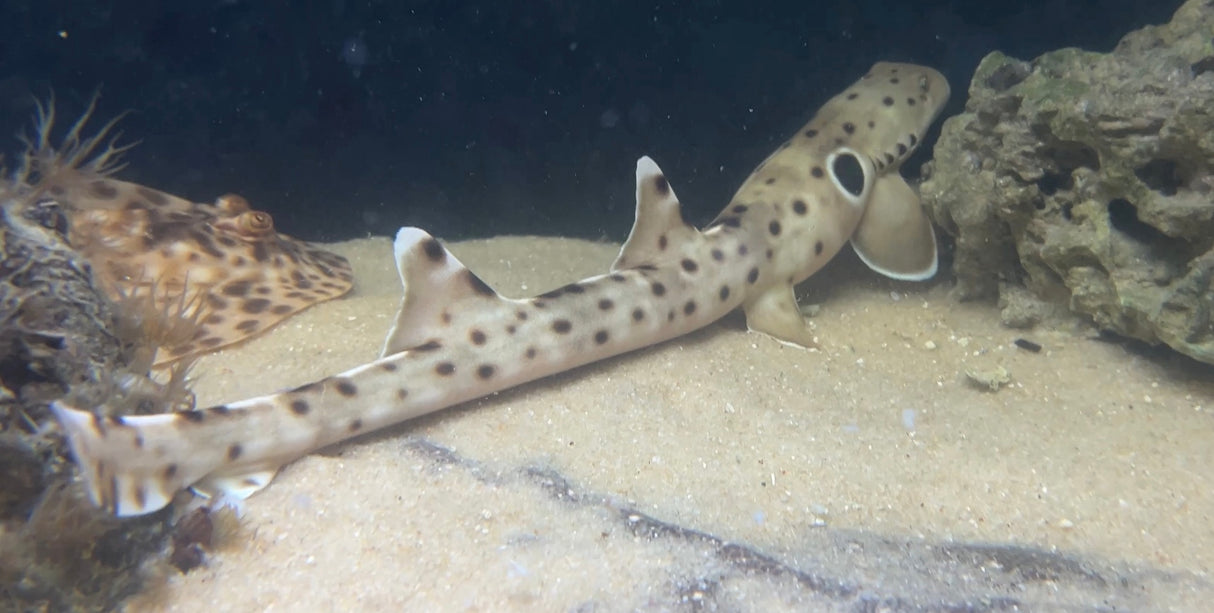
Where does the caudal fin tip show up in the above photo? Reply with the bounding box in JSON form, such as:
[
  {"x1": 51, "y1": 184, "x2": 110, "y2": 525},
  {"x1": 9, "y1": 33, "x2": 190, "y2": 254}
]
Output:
[{"x1": 49, "y1": 400, "x2": 178, "y2": 517}]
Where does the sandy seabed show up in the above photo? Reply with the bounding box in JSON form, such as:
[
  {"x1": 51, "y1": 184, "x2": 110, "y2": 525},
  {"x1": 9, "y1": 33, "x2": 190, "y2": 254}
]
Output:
[{"x1": 125, "y1": 234, "x2": 1214, "y2": 612}]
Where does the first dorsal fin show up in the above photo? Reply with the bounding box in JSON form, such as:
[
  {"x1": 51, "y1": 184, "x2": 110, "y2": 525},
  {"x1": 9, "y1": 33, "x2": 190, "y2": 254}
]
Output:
[
  {"x1": 381, "y1": 227, "x2": 504, "y2": 356},
  {"x1": 612, "y1": 156, "x2": 697, "y2": 271}
]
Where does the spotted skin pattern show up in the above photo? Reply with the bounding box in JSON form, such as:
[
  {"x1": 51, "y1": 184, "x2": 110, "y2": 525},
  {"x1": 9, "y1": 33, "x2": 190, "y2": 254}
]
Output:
[
  {"x1": 53, "y1": 63, "x2": 949, "y2": 516},
  {"x1": 60, "y1": 179, "x2": 354, "y2": 365}
]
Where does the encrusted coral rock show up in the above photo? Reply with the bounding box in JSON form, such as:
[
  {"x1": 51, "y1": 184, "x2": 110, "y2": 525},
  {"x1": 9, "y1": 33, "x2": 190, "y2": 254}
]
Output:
[{"x1": 920, "y1": 0, "x2": 1214, "y2": 364}]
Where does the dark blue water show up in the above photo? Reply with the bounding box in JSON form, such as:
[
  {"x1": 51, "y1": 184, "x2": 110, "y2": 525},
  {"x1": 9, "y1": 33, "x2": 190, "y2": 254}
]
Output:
[{"x1": 0, "y1": 0, "x2": 1181, "y2": 242}]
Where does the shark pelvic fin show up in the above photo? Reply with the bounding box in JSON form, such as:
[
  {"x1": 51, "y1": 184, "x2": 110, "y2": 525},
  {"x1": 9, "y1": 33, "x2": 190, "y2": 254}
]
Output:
[
  {"x1": 191, "y1": 468, "x2": 279, "y2": 502},
  {"x1": 742, "y1": 284, "x2": 818, "y2": 349},
  {"x1": 849, "y1": 174, "x2": 938, "y2": 281}
]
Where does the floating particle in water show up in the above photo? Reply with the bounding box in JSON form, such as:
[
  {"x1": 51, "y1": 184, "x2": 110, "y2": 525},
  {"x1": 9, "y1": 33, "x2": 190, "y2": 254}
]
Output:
[{"x1": 340, "y1": 32, "x2": 369, "y2": 78}]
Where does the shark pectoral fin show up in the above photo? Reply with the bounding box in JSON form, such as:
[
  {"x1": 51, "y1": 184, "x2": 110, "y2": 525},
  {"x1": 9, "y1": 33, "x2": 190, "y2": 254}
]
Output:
[
  {"x1": 849, "y1": 175, "x2": 938, "y2": 281},
  {"x1": 190, "y1": 467, "x2": 279, "y2": 501},
  {"x1": 742, "y1": 284, "x2": 819, "y2": 349},
  {"x1": 612, "y1": 156, "x2": 699, "y2": 271},
  {"x1": 382, "y1": 227, "x2": 506, "y2": 356}
]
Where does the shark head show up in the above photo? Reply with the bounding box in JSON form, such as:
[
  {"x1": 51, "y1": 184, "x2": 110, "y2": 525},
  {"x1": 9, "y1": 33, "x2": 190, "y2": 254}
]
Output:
[{"x1": 695, "y1": 62, "x2": 950, "y2": 346}]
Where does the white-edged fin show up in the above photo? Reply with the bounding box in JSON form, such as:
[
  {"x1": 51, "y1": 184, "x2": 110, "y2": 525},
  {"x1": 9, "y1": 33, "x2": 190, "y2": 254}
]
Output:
[
  {"x1": 849, "y1": 174, "x2": 938, "y2": 280},
  {"x1": 382, "y1": 227, "x2": 505, "y2": 356},
  {"x1": 742, "y1": 284, "x2": 818, "y2": 349},
  {"x1": 191, "y1": 469, "x2": 278, "y2": 501},
  {"x1": 612, "y1": 156, "x2": 697, "y2": 270},
  {"x1": 52, "y1": 401, "x2": 179, "y2": 516}
]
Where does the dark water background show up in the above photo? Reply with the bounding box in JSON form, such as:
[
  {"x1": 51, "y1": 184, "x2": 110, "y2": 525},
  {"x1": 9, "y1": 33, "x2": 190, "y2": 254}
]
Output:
[{"x1": 0, "y1": 0, "x2": 1180, "y2": 242}]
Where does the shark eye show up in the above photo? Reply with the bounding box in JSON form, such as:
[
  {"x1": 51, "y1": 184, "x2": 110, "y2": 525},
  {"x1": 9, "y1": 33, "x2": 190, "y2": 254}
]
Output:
[{"x1": 829, "y1": 151, "x2": 866, "y2": 198}]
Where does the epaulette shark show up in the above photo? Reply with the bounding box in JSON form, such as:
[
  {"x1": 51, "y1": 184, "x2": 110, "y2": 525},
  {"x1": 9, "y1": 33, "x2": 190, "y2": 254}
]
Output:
[{"x1": 53, "y1": 62, "x2": 949, "y2": 516}]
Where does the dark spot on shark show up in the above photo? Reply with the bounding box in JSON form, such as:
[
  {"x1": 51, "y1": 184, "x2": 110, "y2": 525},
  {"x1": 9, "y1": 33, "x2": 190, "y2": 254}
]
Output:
[
  {"x1": 683, "y1": 300, "x2": 697, "y2": 316},
  {"x1": 747, "y1": 268, "x2": 760, "y2": 284},
  {"x1": 792, "y1": 200, "x2": 808, "y2": 215},
  {"x1": 711, "y1": 249, "x2": 724, "y2": 262},
  {"x1": 883, "y1": 96, "x2": 894, "y2": 106},
  {"x1": 422, "y1": 238, "x2": 445, "y2": 262},
  {"x1": 719, "y1": 285, "x2": 731, "y2": 301},
  {"x1": 653, "y1": 175, "x2": 669, "y2": 196},
  {"x1": 658, "y1": 234, "x2": 668, "y2": 250},
  {"x1": 594, "y1": 330, "x2": 609, "y2": 345},
  {"x1": 651, "y1": 282, "x2": 666, "y2": 297},
  {"x1": 228, "y1": 444, "x2": 243, "y2": 460},
  {"x1": 769, "y1": 221, "x2": 782, "y2": 236},
  {"x1": 436, "y1": 362, "x2": 456, "y2": 376},
  {"x1": 413, "y1": 340, "x2": 443, "y2": 352},
  {"x1": 381, "y1": 362, "x2": 399, "y2": 371},
  {"x1": 811, "y1": 166, "x2": 825, "y2": 179},
  {"x1": 731, "y1": 204, "x2": 749, "y2": 214},
  {"x1": 525, "y1": 346, "x2": 537, "y2": 359},
  {"x1": 470, "y1": 329, "x2": 487, "y2": 345},
  {"x1": 598, "y1": 299, "x2": 614, "y2": 311},
  {"x1": 334, "y1": 379, "x2": 358, "y2": 397},
  {"x1": 632, "y1": 308, "x2": 645, "y2": 322},
  {"x1": 477, "y1": 364, "x2": 495, "y2": 380},
  {"x1": 681, "y1": 259, "x2": 698, "y2": 273},
  {"x1": 815, "y1": 241, "x2": 825, "y2": 255},
  {"x1": 804, "y1": 129, "x2": 818, "y2": 138},
  {"x1": 290, "y1": 399, "x2": 310, "y2": 415},
  {"x1": 842, "y1": 122, "x2": 856, "y2": 134},
  {"x1": 349, "y1": 419, "x2": 363, "y2": 432},
  {"x1": 552, "y1": 319, "x2": 572, "y2": 334}
]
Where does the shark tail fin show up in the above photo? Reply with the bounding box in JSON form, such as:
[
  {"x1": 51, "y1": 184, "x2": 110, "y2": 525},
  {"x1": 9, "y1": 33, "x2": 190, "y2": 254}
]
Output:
[{"x1": 51, "y1": 401, "x2": 182, "y2": 516}]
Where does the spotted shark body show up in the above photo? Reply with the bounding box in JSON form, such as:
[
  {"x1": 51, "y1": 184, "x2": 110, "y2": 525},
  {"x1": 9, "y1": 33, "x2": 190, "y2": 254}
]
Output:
[{"x1": 53, "y1": 62, "x2": 949, "y2": 516}]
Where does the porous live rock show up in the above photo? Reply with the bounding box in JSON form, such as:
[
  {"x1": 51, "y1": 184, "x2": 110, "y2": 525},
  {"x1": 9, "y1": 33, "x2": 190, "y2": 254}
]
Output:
[{"x1": 919, "y1": 0, "x2": 1214, "y2": 364}]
